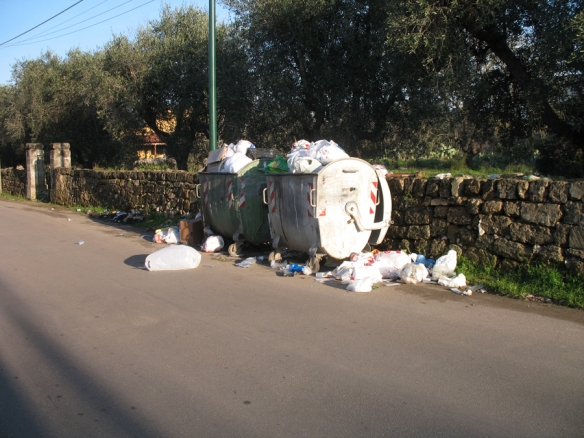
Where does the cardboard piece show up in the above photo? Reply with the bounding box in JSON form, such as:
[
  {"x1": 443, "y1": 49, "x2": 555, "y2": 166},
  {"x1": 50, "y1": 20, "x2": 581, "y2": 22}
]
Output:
[{"x1": 179, "y1": 217, "x2": 204, "y2": 246}]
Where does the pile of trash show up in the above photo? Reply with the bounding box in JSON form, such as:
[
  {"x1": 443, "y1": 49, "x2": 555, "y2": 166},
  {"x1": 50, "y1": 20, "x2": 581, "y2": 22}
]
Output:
[
  {"x1": 268, "y1": 249, "x2": 480, "y2": 295},
  {"x1": 266, "y1": 139, "x2": 350, "y2": 174},
  {"x1": 97, "y1": 209, "x2": 145, "y2": 223}
]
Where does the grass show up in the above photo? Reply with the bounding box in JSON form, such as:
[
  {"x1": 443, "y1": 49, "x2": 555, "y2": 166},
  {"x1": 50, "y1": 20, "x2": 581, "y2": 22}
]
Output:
[
  {"x1": 376, "y1": 156, "x2": 536, "y2": 178},
  {"x1": 0, "y1": 192, "x2": 27, "y2": 201},
  {"x1": 135, "y1": 212, "x2": 179, "y2": 230},
  {"x1": 458, "y1": 256, "x2": 584, "y2": 309},
  {"x1": 67, "y1": 205, "x2": 108, "y2": 215}
]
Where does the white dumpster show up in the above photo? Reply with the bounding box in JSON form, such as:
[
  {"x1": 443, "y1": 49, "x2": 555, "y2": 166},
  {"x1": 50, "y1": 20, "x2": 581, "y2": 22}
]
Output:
[{"x1": 264, "y1": 158, "x2": 391, "y2": 272}]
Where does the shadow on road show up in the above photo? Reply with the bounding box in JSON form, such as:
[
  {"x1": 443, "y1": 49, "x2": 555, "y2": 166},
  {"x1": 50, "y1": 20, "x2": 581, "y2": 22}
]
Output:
[{"x1": 0, "y1": 279, "x2": 167, "y2": 438}]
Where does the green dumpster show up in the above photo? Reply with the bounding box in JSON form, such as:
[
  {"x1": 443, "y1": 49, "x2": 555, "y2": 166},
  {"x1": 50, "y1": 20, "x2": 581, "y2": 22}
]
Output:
[{"x1": 198, "y1": 159, "x2": 271, "y2": 255}]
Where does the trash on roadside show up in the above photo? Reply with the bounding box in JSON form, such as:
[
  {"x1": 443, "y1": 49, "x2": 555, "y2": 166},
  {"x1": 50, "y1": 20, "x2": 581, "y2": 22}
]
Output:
[
  {"x1": 154, "y1": 227, "x2": 180, "y2": 244},
  {"x1": 438, "y1": 273, "x2": 467, "y2": 288},
  {"x1": 145, "y1": 245, "x2": 202, "y2": 271},
  {"x1": 346, "y1": 278, "x2": 373, "y2": 292},
  {"x1": 435, "y1": 173, "x2": 451, "y2": 179},
  {"x1": 236, "y1": 257, "x2": 257, "y2": 268},
  {"x1": 75, "y1": 240, "x2": 85, "y2": 245},
  {"x1": 201, "y1": 235, "x2": 224, "y2": 253},
  {"x1": 399, "y1": 263, "x2": 428, "y2": 284},
  {"x1": 432, "y1": 250, "x2": 458, "y2": 280}
]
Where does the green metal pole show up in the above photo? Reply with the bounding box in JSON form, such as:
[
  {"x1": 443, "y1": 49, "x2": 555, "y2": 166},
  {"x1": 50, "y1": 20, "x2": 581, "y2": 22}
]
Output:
[{"x1": 208, "y1": 0, "x2": 217, "y2": 151}]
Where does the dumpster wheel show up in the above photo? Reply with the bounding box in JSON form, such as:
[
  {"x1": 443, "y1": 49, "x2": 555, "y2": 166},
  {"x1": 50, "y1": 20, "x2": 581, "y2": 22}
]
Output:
[
  {"x1": 269, "y1": 250, "x2": 283, "y2": 262},
  {"x1": 228, "y1": 241, "x2": 244, "y2": 257}
]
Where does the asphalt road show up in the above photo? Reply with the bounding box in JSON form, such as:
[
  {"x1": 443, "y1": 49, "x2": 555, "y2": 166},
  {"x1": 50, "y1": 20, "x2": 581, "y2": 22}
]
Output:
[{"x1": 0, "y1": 199, "x2": 583, "y2": 438}]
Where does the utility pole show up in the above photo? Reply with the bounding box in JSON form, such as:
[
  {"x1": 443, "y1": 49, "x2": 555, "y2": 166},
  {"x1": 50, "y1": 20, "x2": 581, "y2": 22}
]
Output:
[{"x1": 208, "y1": 0, "x2": 217, "y2": 151}]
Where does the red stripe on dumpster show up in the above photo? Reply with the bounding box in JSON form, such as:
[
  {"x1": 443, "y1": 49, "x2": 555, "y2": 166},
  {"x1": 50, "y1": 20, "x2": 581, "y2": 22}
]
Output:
[
  {"x1": 269, "y1": 181, "x2": 276, "y2": 213},
  {"x1": 239, "y1": 177, "x2": 246, "y2": 208},
  {"x1": 370, "y1": 181, "x2": 378, "y2": 214},
  {"x1": 227, "y1": 181, "x2": 234, "y2": 210}
]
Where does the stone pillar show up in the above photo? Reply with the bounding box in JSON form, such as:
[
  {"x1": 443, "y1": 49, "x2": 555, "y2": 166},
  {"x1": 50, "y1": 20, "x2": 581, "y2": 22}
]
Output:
[
  {"x1": 50, "y1": 143, "x2": 71, "y2": 202},
  {"x1": 26, "y1": 143, "x2": 46, "y2": 201},
  {"x1": 50, "y1": 143, "x2": 71, "y2": 170}
]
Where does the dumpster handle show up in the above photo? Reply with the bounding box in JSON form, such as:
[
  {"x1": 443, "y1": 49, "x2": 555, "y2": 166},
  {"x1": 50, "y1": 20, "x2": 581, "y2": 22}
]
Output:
[
  {"x1": 345, "y1": 201, "x2": 389, "y2": 231},
  {"x1": 309, "y1": 189, "x2": 316, "y2": 207},
  {"x1": 195, "y1": 184, "x2": 200, "y2": 199},
  {"x1": 262, "y1": 187, "x2": 268, "y2": 204}
]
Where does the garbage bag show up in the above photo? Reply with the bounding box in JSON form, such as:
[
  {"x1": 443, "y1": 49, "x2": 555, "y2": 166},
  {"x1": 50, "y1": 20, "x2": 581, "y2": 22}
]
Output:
[
  {"x1": 438, "y1": 273, "x2": 467, "y2": 288},
  {"x1": 414, "y1": 254, "x2": 436, "y2": 270},
  {"x1": 221, "y1": 152, "x2": 252, "y2": 173},
  {"x1": 265, "y1": 156, "x2": 289, "y2": 173},
  {"x1": 353, "y1": 265, "x2": 383, "y2": 284},
  {"x1": 201, "y1": 235, "x2": 224, "y2": 253},
  {"x1": 287, "y1": 153, "x2": 322, "y2": 173},
  {"x1": 372, "y1": 260, "x2": 400, "y2": 280},
  {"x1": 432, "y1": 250, "x2": 457, "y2": 280},
  {"x1": 375, "y1": 251, "x2": 411, "y2": 270},
  {"x1": 399, "y1": 263, "x2": 429, "y2": 284},
  {"x1": 346, "y1": 279, "x2": 373, "y2": 293},
  {"x1": 154, "y1": 227, "x2": 180, "y2": 244},
  {"x1": 313, "y1": 140, "x2": 349, "y2": 164},
  {"x1": 145, "y1": 245, "x2": 202, "y2": 271}
]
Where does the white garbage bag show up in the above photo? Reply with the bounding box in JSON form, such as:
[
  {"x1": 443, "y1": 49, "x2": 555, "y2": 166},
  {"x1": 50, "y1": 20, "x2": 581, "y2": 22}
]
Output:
[
  {"x1": 346, "y1": 279, "x2": 373, "y2": 293},
  {"x1": 145, "y1": 245, "x2": 202, "y2": 271},
  {"x1": 375, "y1": 251, "x2": 411, "y2": 270},
  {"x1": 438, "y1": 273, "x2": 467, "y2": 288},
  {"x1": 432, "y1": 250, "x2": 458, "y2": 280},
  {"x1": 372, "y1": 260, "x2": 400, "y2": 280},
  {"x1": 221, "y1": 152, "x2": 253, "y2": 173},
  {"x1": 399, "y1": 263, "x2": 429, "y2": 284},
  {"x1": 313, "y1": 140, "x2": 349, "y2": 164},
  {"x1": 201, "y1": 235, "x2": 224, "y2": 253}
]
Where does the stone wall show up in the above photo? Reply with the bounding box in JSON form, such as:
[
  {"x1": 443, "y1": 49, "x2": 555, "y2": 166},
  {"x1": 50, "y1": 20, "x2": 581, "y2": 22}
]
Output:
[
  {"x1": 0, "y1": 168, "x2": 27, "y2": 198},
  {"x1": 386, "y1": 177, "x2": 584, "y2": 274},
  {"x1": 52, "y1": 168, "x2": 200, "y2": 214}
]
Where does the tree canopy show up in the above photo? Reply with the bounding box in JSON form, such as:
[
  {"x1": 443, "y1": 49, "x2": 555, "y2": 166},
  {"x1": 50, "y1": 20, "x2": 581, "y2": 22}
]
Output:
[{"x1": 0, "y1": 1, "x2": 582, "y2": 176}]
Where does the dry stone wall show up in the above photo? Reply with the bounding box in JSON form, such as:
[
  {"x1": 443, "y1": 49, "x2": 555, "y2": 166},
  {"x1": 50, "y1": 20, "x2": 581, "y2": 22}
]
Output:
[
  {"x1": 386, "y1": 177, "x2": 584, "y2": 274},
  {"x1": 0, "y1": 168, "x2": 26, "y2": 198},
  {"x1": 52, "y1": 168, "x2": 200, "y2": 215}
]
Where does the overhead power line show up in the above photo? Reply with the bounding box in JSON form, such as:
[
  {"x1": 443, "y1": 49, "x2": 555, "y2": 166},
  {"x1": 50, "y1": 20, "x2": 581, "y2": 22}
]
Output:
[
  {"x1": 1, "y1": 0, "x2": 155, "y2": 49},
  {"x1": 14, "y1": 0, "x2": 134, "y2": 45},
  {"x1": 0, "y1": 0, "x2": 84, "y2": 46},
  {"x1": 23, "y1": 0, "x2": 111, "y2": 42}
]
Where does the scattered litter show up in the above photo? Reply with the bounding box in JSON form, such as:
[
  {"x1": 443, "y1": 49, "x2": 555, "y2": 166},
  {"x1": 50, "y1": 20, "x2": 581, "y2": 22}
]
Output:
[
  {"x1": 75, "y1": 240, "x2": 85, "y2": 245},
  {"x1": 384, "y1": 283, "x2": 401, "y2": 287},
  {"x1": 302, "y1": 266, "x2": 313, "y2": 275},
  {"x1": 51, "y1": 208, "x2": 55, "y2": 211},
  {"x1": 438, "y1": 273, "x2": 467, "y2": 288},
  {"x1": 451, "y1": 288, "x2": 463, "y2": 295},
  {"x1": 488, "y1": 174, "x2": 500, "y2": 179},
  {"x1": 76, "y1": 208, "x2": 81, "y2": 212},
  {"x1": 67, "y1": 218, "x2": 71, "y2": 221},
  {"x1": 315, "y1": 277, "x2": 335, "y2": 283},
  {"x1": 316, "y1": 271, "x2": 332, "y2": 278},
  {"x1": 236, "y1": 257, "x2": 257, "y2": 268},
  {"x1": 154, "y1": 227, "x2": 180, "y2": 244},
  {"x1": 203, "y1": 264, "x2": 214, "y2": 268},
  {"x1": 462, "y1": 289, "x2": 473, "y2": 296},
  {"x1": 435, "y1": 173, "x2": 451, "y2": 179},
  {"x1": 256, "y1": 255, "x2": 265, "y2": 261},
  {"x1": 145, "y1": 245, "x2": 201, "y2": 271}
]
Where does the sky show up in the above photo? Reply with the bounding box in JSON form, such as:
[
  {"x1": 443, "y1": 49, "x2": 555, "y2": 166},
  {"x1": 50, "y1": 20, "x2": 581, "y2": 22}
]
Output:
[{"x1": 0, "y1": 0, "x2": 230, "y2": 85}]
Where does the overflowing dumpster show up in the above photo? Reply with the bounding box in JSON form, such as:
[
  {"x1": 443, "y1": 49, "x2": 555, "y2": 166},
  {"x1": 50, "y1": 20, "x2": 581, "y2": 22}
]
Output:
[
  {"x1": 198, "y1": 159, "x2": 271, "y2": 256},
  {"x1": 264, "y1": 157, "x2": 391, "y2": 272}
]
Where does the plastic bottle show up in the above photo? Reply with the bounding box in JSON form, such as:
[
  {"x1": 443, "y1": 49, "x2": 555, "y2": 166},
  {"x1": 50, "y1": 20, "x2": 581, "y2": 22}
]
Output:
[{"x1": 288, "y1": 263, "x2": 304, "y2": 273}]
